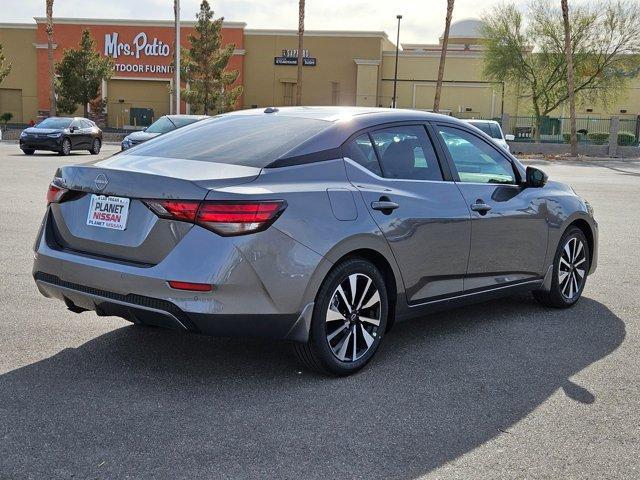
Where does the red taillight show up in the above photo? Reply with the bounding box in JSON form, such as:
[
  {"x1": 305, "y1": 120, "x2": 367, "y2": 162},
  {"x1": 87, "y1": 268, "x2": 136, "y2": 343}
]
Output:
[
  {"x1": 168, "y1": 280, "x2": 213, "y2": 292},
  {"x1": 196, "y1": 202, "x2": 285, "y2": 236},
  {"x1": 144, "y1": 200, "x2": 286, "y2": 236},
  {"x1": 144, "y1": 200, "x2": 200, "y2": 222},
  {"x1": 46, "y1": 182, "x2": 68, "y2": 204}
]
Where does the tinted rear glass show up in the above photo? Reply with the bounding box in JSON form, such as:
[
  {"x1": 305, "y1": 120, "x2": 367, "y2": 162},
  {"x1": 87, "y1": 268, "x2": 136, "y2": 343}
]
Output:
[
  {"x1": 123, "y1": 115, "x2": 330, "y2": 167},
  {"x1": 171, "y1": 117, "x2": 204, "y2": 128},
  {"x1": 145, "y1": 117, "x2": 176, "y2": 134}
]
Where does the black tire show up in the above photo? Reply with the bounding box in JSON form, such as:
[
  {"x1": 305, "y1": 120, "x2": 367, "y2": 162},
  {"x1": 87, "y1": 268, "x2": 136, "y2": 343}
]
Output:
[
  {"x1": 89, "y1": 138, "x2": 101, "y2": 155},
  {"x1": 59, "y1": 138, "x2": 71, "y2": 156},
  {"x1": 22, "y1": 149, "x2": 35, "y2": 155},
  {"x1": 533, "y1": 226, "x2": 590, "y2": 308},
  {"x1": 293, "y1": 258, "x2": 389, "y2": 376}
]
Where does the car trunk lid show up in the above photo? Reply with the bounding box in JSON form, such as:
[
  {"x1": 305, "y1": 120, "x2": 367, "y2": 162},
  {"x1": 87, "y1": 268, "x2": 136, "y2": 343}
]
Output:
[{"x1": 48, "y1": 155, "x2": 261, "y2": 265}]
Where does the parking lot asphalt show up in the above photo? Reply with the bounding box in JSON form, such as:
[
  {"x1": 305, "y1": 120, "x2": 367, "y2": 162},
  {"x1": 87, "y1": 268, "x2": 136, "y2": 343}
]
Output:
[{"x1": 0, "y1": 142, "x2": 638, "y2": 479}]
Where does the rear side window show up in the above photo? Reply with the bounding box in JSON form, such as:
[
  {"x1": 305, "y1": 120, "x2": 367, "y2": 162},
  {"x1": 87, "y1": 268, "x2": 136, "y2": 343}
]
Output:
[
  {"x1": 370, "y1": 125, "x2": 443, "y2": 181},
  {"x1": 343, "y1": 133, "x2": 382, "y2": 176},
  {"x1": 124, "y1": 115, "x2": 330, "y2": 167}
]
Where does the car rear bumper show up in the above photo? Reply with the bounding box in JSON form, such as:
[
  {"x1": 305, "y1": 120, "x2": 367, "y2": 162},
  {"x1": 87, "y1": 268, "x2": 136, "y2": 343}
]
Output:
[
  {"x1": 33, "y1": 272, "x2": 313, "y2": 340},
  {"x1": 32, "y1": 209, "x2": 328, "y2": 341}
]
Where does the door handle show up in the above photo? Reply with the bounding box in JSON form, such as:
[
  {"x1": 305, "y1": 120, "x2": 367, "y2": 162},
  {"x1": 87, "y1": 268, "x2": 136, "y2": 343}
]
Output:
[
  {"x1": 470, "y1": 201, "x2": 492, "y2": 214},
  {"x1": 371, "y1": 197, "x2": 399, "y2": 213}
]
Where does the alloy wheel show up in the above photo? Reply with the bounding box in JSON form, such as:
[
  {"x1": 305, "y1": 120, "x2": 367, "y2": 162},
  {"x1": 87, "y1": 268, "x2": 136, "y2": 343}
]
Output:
[
  {"x1": 325, "y1": 273, "x2": 381, "y2": 362},
  {"x1": 62, "y1": 139, "x2": 71, "y2": 155},
  {"x1": 558, "y1": 236, "x2": 587, "y2": 300}
]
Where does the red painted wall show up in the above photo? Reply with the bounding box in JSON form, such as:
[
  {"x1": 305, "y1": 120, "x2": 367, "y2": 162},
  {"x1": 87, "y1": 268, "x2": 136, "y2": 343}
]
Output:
[{"x1": 35, "y1": 21, "x2": 244, "y2": 114}]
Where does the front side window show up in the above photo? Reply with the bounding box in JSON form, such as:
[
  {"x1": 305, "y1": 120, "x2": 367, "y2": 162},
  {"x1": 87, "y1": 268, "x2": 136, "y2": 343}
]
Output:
[
  {"x1": 438, "y1": 126, "x2": 516, "y2": 184},
  {"x1": 343, "y1": 133, "x2": 382, "y2": 176},
  {"x1": 370, "y1": 125, "x2": 443, "y2": 181}
]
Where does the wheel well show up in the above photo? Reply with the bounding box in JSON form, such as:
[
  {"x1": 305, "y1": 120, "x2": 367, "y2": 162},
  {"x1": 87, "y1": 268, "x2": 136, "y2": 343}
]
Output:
[
  {"x1": 568, "y1": 219, "x2": 594, "y2": 265},
  {"x1": 335, "y1": 248, "x2": 398, "y2": 331}
]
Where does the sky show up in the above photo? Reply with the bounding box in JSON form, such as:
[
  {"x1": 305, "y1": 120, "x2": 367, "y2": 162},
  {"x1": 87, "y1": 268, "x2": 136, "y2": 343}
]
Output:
[{"x1": 1, "y1": 0, "x2": 595, "y2": 45}]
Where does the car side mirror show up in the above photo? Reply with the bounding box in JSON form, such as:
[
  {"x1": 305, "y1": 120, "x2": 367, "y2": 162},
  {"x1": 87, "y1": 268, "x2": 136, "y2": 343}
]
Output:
[
  {"x1": 505, "y1": 134, "x2": 515, "y2": 141},
  {"x1": 525, "y1": 166, "x2": 548, "y2": 188},
  {"x1": 70, "y1": 126, "x2": 77, "y2": 132}
]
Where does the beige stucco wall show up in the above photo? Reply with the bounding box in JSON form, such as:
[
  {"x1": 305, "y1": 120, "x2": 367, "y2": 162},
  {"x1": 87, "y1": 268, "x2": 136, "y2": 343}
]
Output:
[
  {"x1": 0, "y1": 25, "x2": 38, "y2": 123},
  {"x1": 355, "y1": 62, "x2": 380, "y2": 107},
  {"x1": 377, "y1": 48, "x2": 640, "y2": 120},
  {"x1": 378, "y1": 51, "x2": 505, "y2": 116},
  {"x1": 242, "y1": 32, "x2": 387, "y2": 108},
  {"x1": 106, "y1": 79, "x2": 170, "y2": 128}
]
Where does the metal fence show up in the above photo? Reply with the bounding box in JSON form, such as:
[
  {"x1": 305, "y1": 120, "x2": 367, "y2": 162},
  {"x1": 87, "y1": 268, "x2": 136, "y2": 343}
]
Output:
[
  {"x1": 450, "y1": 113, "x2": 639, "y2": 146},
  {"x1": 499, "y1": 115, "x2": 639, "y2": 146}
]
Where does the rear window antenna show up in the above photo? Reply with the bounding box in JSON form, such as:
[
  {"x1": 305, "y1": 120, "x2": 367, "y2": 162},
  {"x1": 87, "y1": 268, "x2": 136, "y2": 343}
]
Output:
[{"x1": 264, "y1": 107, "x2": 279, "y2": 114}]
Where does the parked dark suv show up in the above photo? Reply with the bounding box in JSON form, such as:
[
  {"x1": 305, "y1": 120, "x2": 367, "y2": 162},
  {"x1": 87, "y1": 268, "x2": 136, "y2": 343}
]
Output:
[{"x1": 20, "y1": 117, "x2": 103, "y2": 156}]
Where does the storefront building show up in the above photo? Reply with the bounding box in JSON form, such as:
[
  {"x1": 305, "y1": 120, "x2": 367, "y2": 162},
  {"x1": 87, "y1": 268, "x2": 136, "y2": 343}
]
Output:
[{"x1": 0, "y1": 18, "x2": 638, "y2": 127}]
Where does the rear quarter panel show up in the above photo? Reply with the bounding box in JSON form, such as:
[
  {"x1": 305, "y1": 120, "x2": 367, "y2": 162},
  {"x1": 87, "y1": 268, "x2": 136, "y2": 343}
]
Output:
[{"x1": 207, "y1": 159, "x2": 405, "y2": 310}]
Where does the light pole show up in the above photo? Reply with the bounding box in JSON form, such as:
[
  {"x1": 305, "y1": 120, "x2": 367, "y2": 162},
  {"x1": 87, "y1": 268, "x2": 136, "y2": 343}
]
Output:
[
  {"x1": 392, "y1": 14, "x2": 402, "y2": 108},
  {"x1": 174, "y1": 0, "x2": 181, "y2": 114}
]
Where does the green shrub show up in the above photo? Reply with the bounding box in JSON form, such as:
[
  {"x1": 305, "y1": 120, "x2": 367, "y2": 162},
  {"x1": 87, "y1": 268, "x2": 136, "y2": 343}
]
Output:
[
  {"x1": 617, "y1": 131, "x2": 636, "y2": 145},
  {"x1": 562, "y1": 132, "x2": 586, "y2": 144},
  {"x1": 586, "y1": 132, "x2": 609, "y2": 144}
]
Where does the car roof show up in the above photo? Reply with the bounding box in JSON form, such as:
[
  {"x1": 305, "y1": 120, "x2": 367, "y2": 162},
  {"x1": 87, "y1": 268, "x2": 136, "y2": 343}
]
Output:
[
  {"x1": 226, "y1": 106, "x2": 456, "y2": 123},
  {"x1": 223, "y1": 107, "x2": 472, "y2": 167},
  {"x1": 465, "y1": 119, "x2": 499, "y2": 124},
  {"x1": 165, "y1": 115, "x2": 209, "y2": 120}
]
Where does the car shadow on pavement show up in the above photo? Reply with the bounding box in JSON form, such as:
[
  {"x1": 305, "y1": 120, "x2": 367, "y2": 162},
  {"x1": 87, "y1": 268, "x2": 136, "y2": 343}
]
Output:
[{"x1": 0, "y1": 294, "x2": 624, "y2": 479}]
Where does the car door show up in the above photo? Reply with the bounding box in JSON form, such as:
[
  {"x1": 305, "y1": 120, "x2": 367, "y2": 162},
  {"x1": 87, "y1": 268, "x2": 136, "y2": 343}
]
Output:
[
  {"x1": 80, "y1": 119, "x2": 95, "y2": 146},
  {"x1": 434, "y1": 123, "x2": 549, "y2": 291},
  {"x1": 343, "y1": 123, "x2": 471, "y2": 304},
  {"x1": 68, "y1": 119, "x2": 85, "y2": 148}
]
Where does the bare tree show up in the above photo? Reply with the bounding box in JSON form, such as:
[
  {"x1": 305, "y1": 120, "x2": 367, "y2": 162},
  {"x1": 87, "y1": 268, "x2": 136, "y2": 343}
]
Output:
[
  {"x1": 561, "y1": 0, "x2": 577, "y2": 156},
  {"x1": 434, "y1": 0, "x2": 454, "y2": 112},
  {"x1": 46, "y1": 0, "x2": 56, "y2": 116},
  {"x1": 483, "y1": 1, "x2": 640, "y2": 141},
  {"x1": 295, "y1": 0, "x2": 305, "y2": 106}
]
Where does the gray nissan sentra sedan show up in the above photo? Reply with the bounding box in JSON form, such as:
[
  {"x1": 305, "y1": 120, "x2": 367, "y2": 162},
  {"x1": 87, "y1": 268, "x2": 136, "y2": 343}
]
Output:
[{"x1": 33, "y1": 107, "x2": 598, "y2": 375}]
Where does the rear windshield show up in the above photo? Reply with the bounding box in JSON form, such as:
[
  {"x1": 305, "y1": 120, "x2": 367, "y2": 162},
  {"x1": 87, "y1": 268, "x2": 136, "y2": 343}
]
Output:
[
  {"x1": 468, "y1": 121, "x2": 502, "y2": 139},
  {"x1": 145, "y1": 117, "x2": 176, "y2": 134},
  {"x1": 36, "y1": 118, "x2": 72, "y2": 129},
  {"x1": 123, "y1": 115, "x2": 330, "y2": 167},
  {"x1": 171, "y1": 116, "x2": 205, "y2": 128}
]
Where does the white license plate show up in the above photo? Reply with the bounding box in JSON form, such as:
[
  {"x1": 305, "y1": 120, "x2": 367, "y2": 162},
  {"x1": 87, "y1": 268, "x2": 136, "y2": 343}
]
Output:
[{"x1": 86, "y1": 194, "x2": 130, "y2": 231}]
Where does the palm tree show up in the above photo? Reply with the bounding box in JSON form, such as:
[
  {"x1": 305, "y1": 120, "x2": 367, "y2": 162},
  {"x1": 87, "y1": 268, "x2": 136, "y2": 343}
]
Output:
[
  {"x1": 295, "y1": 0, "x2": 305, "y2": 106},
  {"x1": 433, "y1": 0, "x2": 454, "y2": 113},
  {"x1": 46, "y1": 0, "x2": 56, "y2": 116},
  {"x1": 562, "y1": 0, "x2": 577, "y2": 156}
]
